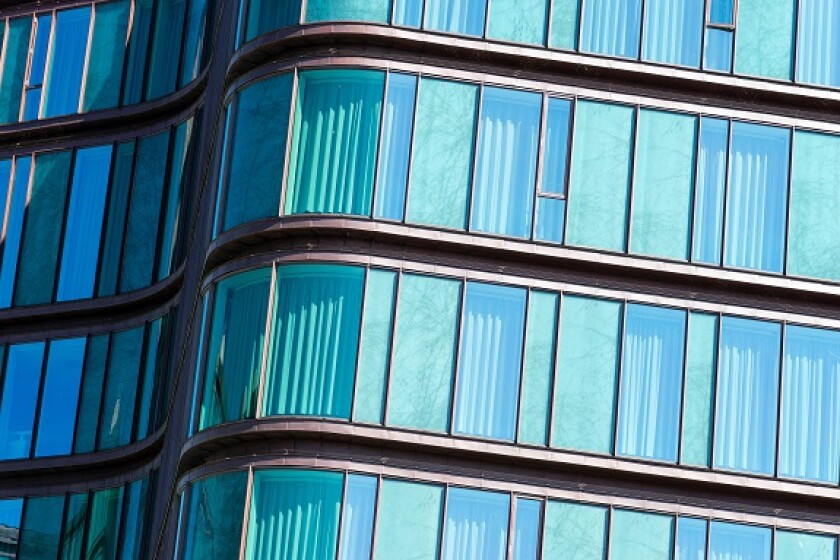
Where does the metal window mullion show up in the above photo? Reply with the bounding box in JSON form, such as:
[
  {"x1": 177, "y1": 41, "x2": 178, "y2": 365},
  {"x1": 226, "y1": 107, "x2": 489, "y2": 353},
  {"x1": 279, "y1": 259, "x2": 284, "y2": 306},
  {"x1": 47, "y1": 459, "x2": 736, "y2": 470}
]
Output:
[
  {"x1": 254, "y1": 263, "x2": 278, "y2": 419},
  {"x1": 190, "y1": 289, "x2": 216, "y2": 435},
  {"x1": 605, "y1": 505, "x2": 614, "y2": 560},
  {"x1": 91, "y1": 143, "x2": 120, "y2": 299},
  {"x1": 18, "y1": 15, "x2": 37, "y2": 122},
  {"x1": 369, "y1": 71, "x2": 390, "y2": 220},
  {"x1": 561, "y1": 98, "x2": 577, "y2": 245},
  {"x1": 237, "y1": 467, "x2": 255, "y2": 560},
  {"x1": 399, "y1": 73, "x2": 422, "y2": 224},
  {"x1": 624, "y1": 106, "x2": 641, "y2": 255},
  {"x1": 112, "y1": 139, "x2": 140, "y2": 296},
  {"x1": 700, "y1": 0, "x2": 709, "y2": 69},
  {"x1": 334, "y1": 472, "x2": 351, "y2": 560},
  {"x1": 577, "y1": 0, "x2": 586, "y2": 51},
  {"x1": 437, "y1": 483, "x2": 450, "y2": 560},
  {"x1": 172, "y1": 490, "x2": 187, "y2": 560},
  {"x1": 369, "y1": 474, "x2": 384, "y2": 559},
  {"x1": 77, "y1": 5, "x2": 96, "y2": 114},
  {"x1": 782, "y1": 128, "x2": 795, "y2": 276},
  {"x1": 447, "y1": 279, "x2": 469, "y2": 436},
  {"x1": 138, "y1": 0, "x2": 161, "y2": 102},
  {"x1": 545, "y1": 0, "x2": 554, "y2": 48},
  {"x1": 128, "y1": 323, "x2": 152, "y2": 443},
  {"x1": 381, "y1": 270, "x2": 402, "y2": 426},
  {"x1": 718, "y1": 119, "x2": 733, "y2": 268},
  {"x1": 91, "y1": 333, "x2": 114, "y2": 452},
  {"x1": 38, "y1": 10, "x2": 58, "y2": 119},
  {"x1": 611, "y1": 302, "x2": 628, "y2": 457},
  {"x1": 349, "y1": 266, "x2": 371, "y2": 422},
  {"x1": 174, "y1": 0, "x2": 192, "y2": 89},
  {"x1": 774, "y1": 322, "x2": 786, "y2": 479},
  {"x1": 506, "y1": 494, "x2": 517, "y2": 560},
  {"x1": 278, "y1": 67, "x2": 300, "y2": 218},
  {"x1": 465, "y1": 84, "x2": 485, "y2": 234},
  {"x1": 27, "y1": 340, "x2": 51, "y2": 459},
  {"x1": 49, "y1": 148, "x2": 79, "y2": 303},
  {"x1": 68, "y1": 336, "x2": 92, "y2": 454},
  {"x1": 677, "y1": 310, "x2": 692, "y2": 465},
  {"x1": 708, "y1": 313, "x2": 723, "y2": 470},
  {"x1": 484, "y1": 0, "x2": 491, "y2": 39},
  {"x1": 545, "y1": 292, "x2": 563, "y2": 449},
  {"x1": 638, "y1": 0, "x2": 648, "y2": 62},
  {"x1": 793, "y1": 0, "x2": 803, "y2": 83},
  {"x1": 148, "y1": 124, "x2": 178, "y2": 283},
  {"x1": 729, "y1": 0, "x2": 739, "y2": 74},
  {"x1": 689, "y1": 117, "x2": 703, "y2": 263},
  {"x1": 300, "y1": 0, "x2": 308, "y2": 24},
  {"x1": 514, "y1": 289, "x2": 532, "y2": 444},
  {"x1": 531, "y1": 93, "x2": 550, "y2": 240},
  {"x1": 215, "y1": 101, "x2": 237, "y2": 237}
]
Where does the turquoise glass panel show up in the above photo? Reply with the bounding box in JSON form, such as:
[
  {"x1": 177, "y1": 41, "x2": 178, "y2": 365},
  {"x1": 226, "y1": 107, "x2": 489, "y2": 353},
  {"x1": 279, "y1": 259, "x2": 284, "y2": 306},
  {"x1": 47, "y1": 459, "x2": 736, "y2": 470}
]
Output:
[
  {"x1": 714, "y1": 317, "x2": 781, "y2": 475},
  {"x1": 678, "y1": 518, "x2": 707, "y2": 560},
  {"x1": 642, "y1": 0, "x2": 703, "y2": 67},
  {"x1": 286, "y1": 69, "x2": 383, "y2": 217},
  {"x1": 779, "y1": 325, "x2": 840, "y2": 483},
  {"x1": 83, "y1": 0, "x2": 130, "y2": 112},
  {"x1": 406, "y1": 78, "x2": 477, "y2": 229},
  {"x1": 19, "y1": 495, "x2": 64, "y2": 559},
  {"x1": 199, "y1": 268, "x2": 271, "y2": 430},
  {"x1": 611, "y1": 509, "x2": 674, "y2": 560},
  {"x1": 263, "y1": 265, "x2": 364, "y2": 418},
  {"x1": 180, "y1": 0, "x2": 209, "y2": 87},
  {"x1": 471, "y1": 87, "x2": 540, "y2": 238},
  {"x1": 797, "y1": 0, "x2": 840, "y2": 87},
  {"x1": 710, "y1": 522, "x2": 771, "y2": 560},
  {"x1": 98, "y1": 326, "x2": 144, "y2": 450},
  {"x1": 61, "y1": 493, "x2": 88, "y2": 560},
  {"x1": 789, "y1": 131, "x2": 840, "y2": 281},
  {"x1": 0, "y1": 342, "x2": 44, "y2": 459},
  {"x1": 306, "y1": 0, "x2": 390, "y2": 22},
  {"x1": 98, "y1": 141, "x2": 135, "y2": 297},
  {"x1": 631, "y1": 109, "x2": 697, "y2": 260},
  {"x1": 120, "y1": 477, "x2": 151, "y2": 560},
  {"x1": 375, "y1": 479, "x2": 443, "y2": 560},
  {"x1": 57, "y1": 145, "x2": 113, "y2": 301},
  {"x1": 145, "y1": 0, "x2": 187, "y2": 100},
  {"x1": 513, "y1": 499, "x2": 541, "y2": 560},
  {"x1": 549, "y1": 0, "x2": 580, "y2": 49},
  {"x1": 338, "y1": 475, "x2": 377, "y2": 560},
  {"x1": 245, "y1": 470, "x2": 343, "y2": 560},
  {"x1": 14, "y1": 152, "x2": 71, "y2": 306},
  {"x1": 705, "y1": 29, "x2": 733, "y2": 72},
  {"x1": 710, "y1": 0, "x2": 734, "y2": 24},
  {"x1": 158, "y1": 119, "x2": 194, "y2": 281},
  {"x1": 182, "y1": 471, "x2": 248, "y2": 560},
  {"x1": 388, "y1": 274, "x2": 461, "y2": 432},
  {"x1": 0, "y1": 157, "x2": 31, "y2": 308},
  {"x1": 222, "y1": 73, "x2": 293, "y2": 232},
  {"x1": 394, "y1": 0, "x2": 423, "y2": 27},
  {"x1": 122, "y1": 0, "x2": 154, "y2": 105},
  {"x1": 581, "y1": 0, "x2": 642, "y2": 58},
  {"x1": 693, "y1": 118, "x2": 728, "y2": 265},
  {"x1": 444, "y1": 488, "x2": 510, "y2": 560},
  {"x1": 535, "y1": 197, "x2": 566, "y2": 243},
  {"x1": 135, "y1": 318, "x2": 162, "y2": 440},
  {"x1": 43, "y1": 7, "x2": 91, "y2": 118},
  {"x1": 374, "y1": 73, "x2": 417, "y2": 221},
  {"x1": 735, "y1": 0, "x2": 795, "y2": 80},
  {"x1": 354, "y1": 269, "x2": 397, "y2": 424},
  {"x1": 552, "y1": 295, "x2": 621, "y2": 453},
  {"x1": 487, "y1": 0, "x2": 548, "y2": 45},
  {"x1": 84, "y1": 487, "x2": 124, "y2": 560},
  {"x1": 776, "y1": 531, "x2": 837, "y2": 560},
  {"x1": 244, "y1": 0, "x2": 301, "y2": 43},
  {"x1": 681, "y1": 313, "x2": 718, "y2": 467},
  {"x1": 518, "y1": 291, "x2": 558, "y2": 445},
  {"x1": 189, "y1": 297, "x2": 209, "y2": 436},
  {"x1": 34, "y1": 338, "x2": 85, "y2": 457},
  {"x1": 542, "y1": 98, "x2": 572, "y2": 196},
  {"x1": 0, "y1": 18, "x2": 31, "y2": 123},
  {"x1": 425, "y1": 0, "x2": 486, "y2": 36},
  {"x1": 74, "y1": 335, "x2": 108, "y2": 454},
  {"x1": 566, "y1": 101, "x2": 634, "y2": 252},
  {"x1": 543, "y1": 501, "x2": 608, "y2": 559}
]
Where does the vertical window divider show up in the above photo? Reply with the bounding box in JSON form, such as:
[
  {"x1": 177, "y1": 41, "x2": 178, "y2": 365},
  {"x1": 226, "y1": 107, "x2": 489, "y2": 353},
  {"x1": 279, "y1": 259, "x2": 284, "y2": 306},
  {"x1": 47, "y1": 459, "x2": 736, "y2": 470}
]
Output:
[
  {"x1": 611, "y1": 301, "x2": 628, "y2": 457},
  {"x1": 545, "y1": 0, "x2": 554, "y2": 47},
  {"x1": 334, "y1": 472, "x2": 350, "y2": 560},
  {"x1": 688, "y1": 117, "x2": 703, "y2": 263},
  {"x1": 506, "y1": 493, "x2": 517, "y2": 560},
  {"x1": 114, "y1": 477, "x2": 134, "y2": 557},
  {"x1": 91, "y1": 143, "x2": 121, "y2": 299},
  {"x1": 718, "y1": 119, "x2": 733, "y2": 268},
  {"x1": 704, "y1": 515, "x2": 712, "y2": 560},
  {"x1": 190, "y1": 290, "x2": 215, "y2": 436},
  {"x1": 91, "y1": 334, "x2": 113, "y2": 452},
  {"x1": 254, "y1": 263, "x2": 278, "y2": 420},
  {"x1": 605, "y1": 505, "x2": 614, "y2": 560},
  {"x1": 447, "y1": 278, "x2": 468, "y2": 435},
  {"x1": 0, "y1": 157, "x2": 15, "y2": 256},
  {"x1": 545, "y1": 291, "x2": 563, "y2": 449},
  {"x1": 69, "y1": 336, "x2": 91, "y2": 455},
  {"x1": 774, "y1": 322, "x2": 787, "y2": 479},
  {"x1": 172, "y1": 488, "x2": 187, "y2": 560},
  {"x1": 782, "y1": 128, "x2": 795, "y2": 276},
  {"x1": 16, "y1": 497, "x2": 29, "y2": 555},
  {"x1": 483, "y1": 0, "x2": 492, "y2": 39},
  {"x1": 770, "y1": 526, "x2": 777, "y2": 560},
  {"x1": 50, "y1": 148, "x2": 79, "y2": 303},
  {"x1": 37, "y1": 10, "x2": 57, "y2": 120},
  {"x1": 369, "y1": 474, "x2": 384, "y2": 559},
  {"x1": 638, "y1": 0, "x2": 648, "y2": 61},
  {"x1": 77, "y1": 5, "x2": 97, "y2": 114},
  {"x1": 514, "y1": 289, "x2": 532, "y2": 444},
  {"x1": 465, "y1": 84, "x2": 484, "y2": 233},
  {"x1": 234, "y1": 0, "x2": 247, "y2": 48},
  {"x1": 399, "y1": 74, "x2": 422, "y2": 223},
  {"x1": 729, "y1": 0, "x2": 739, "y2": 73},
  {"x1": 709, "y1": 313, "x2": 723, "y2": 470},
  {"x1": 437, "y1": 483, "x2": 451, "y2": 560},
  {"x1": 349, "y1": 267, "x2": 371, "y2": 422},
  {"x1": 793, "y1": 0, "x2": 802, "y2": 82},
  {"x1": 300, "y1": 0, "x2": 308, "y2": 24},
  {"x1": 576, "y1": 0, "x2": 585, "y2": 53},
  {"x1": 54, "y1": 491, "x2": 73, "y2": 559},
  {"x1": 18, "y1": 14, "x2": 37, "y2": 122},
  {"x1": 531, "y1": 93, "x2": 549, "y2": 241},
  {"x1": 677, "y1": 311, "x2": 692, "y2": 465},
  {"x1": 420, "y1": 0, "x2": 428, "y2": 29},
  {"x1": 115, "y1": 0, "x2": 135, "y2": 105},
  {"x1": 389, "y1": 0, "x2": 397, "y2": 25},
  {"x1": 624, "y1": 106, "x2": 641, "y2": 254},
  {"x1": 0, "y1": 19, "x2": 9, "y2": 87},
  {"x1": 381, "y1": 270, "x2": 402, "y2": 426},
  {"x1": 113, "y1": 139, "x2": 140, "y2": 295},
  {"x1": 237, "y1": 467, "x2": 254, "y2": 560},
  {"x1": 148, "y1": 126, "x2": 177, "y2": 283},
  {"x1": 561, "y1": 98, "x2": 576, "y2": 245},
  {"x1": 700, "y1": 0, "x2": 709, "y2": 70},
  {"x1": 369, "y1": 71, "x2": 390, "y2": 220},
  {"x1": 277, "y1": 67, "x2": 299, "y2": 219},
  {"x1": 27, "y1": 341, "x2": 50, "y2": 459},
  {"x1": 214, "y1": 101, "x2": 236, "y2": 237},
  {"x1": 10, "y1": 154, "x2": 37, "y2": 305},
  {"x1": 138, "y1": 0, "x2": 161, "y2": 103},
  {"x1": 174, "y1": 0, "x2": 193, "y2": 88},
  {"x1": 536, "y1": 499, "x2": 546, "y2": 559},
  {"x1": 128, "y1": 323, "x2": 152, "y2": 444},
  {"x1": 77, "y1": 489, "x2": 94, "y2": 560}
]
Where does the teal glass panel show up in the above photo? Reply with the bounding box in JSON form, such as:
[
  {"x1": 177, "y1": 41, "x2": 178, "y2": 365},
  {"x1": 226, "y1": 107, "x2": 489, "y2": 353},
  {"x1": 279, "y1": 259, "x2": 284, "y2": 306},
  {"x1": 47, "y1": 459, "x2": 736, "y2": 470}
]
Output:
[
  {"x1": 394, "y1": 0, "x2": 423, "y2": 27},
  {"x1": 83, "y1": 0, "x2": 130, "y2": 111},
  {"x1": 121, "y1": 0, "x2": 154, "y2": 105},
  {"x1": 374, "y1": 73, "x2": 417, "y2": 221},
  {"x1": 98, "y1": 326, "x2": 144, "y2": 450},
  {"x1": 136, "y1": 318, "x2": 162, "y2": 440},
  {"x1": 286, "y1": 69, "x2": 384, "y2": 217},
  {"x1": 425, "y1": 0, "x2": 486, "y2": 36},
  {"x1": 306, "y1": 0, "x2": 390, "y2": 22},
  {"x1": 542, "y1": 501, "x2": 608, "y2": 560},
  {"x1": 338, "y1": 475, "x2": 377, "y2": 560},
  {"x1": 388, "y1": 274, "x2": 461, "y2": 432},
  {"x1": 182, "y1": 471, "x2": 248, "y2": 560},
  {"x1": 60, "y1": 493, "x2": 88, "y2": 560},
  {"x1": 779, "y1": 325, "x2": 840, "y2": 483},
  {"x1": 735, "y1": 0, "x2": 796, "y2": 80},
  {"x1": 263, "y1": 265, "x2": 364, "y2": 418},
  {"x1": 789, "y1": 131, "x2": 840, "y2": 280},
  {"x1": 199, "y1": 268, "x2": 271, "y2": 430},
  {"x1": 375, "y1": 479, "x2": 443, "y2": 560},
  {"x1": 724, "y1": 123, "x2": 790, "y2": 273},
  {"x1": 681, "y1": 313, "x2": 718, "y2": 467},
  {"x1": 245, "y1": 470, "x2": 343, "y2": 560},
  {"x1": 776, "y1": 531, "x2": 837, "y2": 560},
  {"x1": 549, "y1": 0, "x2": 580, "y2": 49},
  {"x1": 354, "y1": 269, "x2": 396, "y2": 424},
  {"x1": 535, "y1": 197, "x2": 566, "y2": 243},
  {"x1": 0, "y1": 342, "x2": 44, "y2": 459},
  {"x1": 693, "y1": 118, "x2": 728, "y2": 265},
  {"x1": 631, "y1": 109, "x2": 697, "y2": 260},
  {"x1": 566, "y1": 101, "x2": 634, "y2": 252},
  {"x1": 212, "y1": 106, "x2": 232, "y2": 236},
  {"x1": 581, "y1": 0, "x2": 642, "y2": 58},
  {"x1": 98, "y1": 141, "x2": 134, "y2": 297},
  {"x1": 57, "y1": 145, "x2": 113, "y2": 301},
  {"x1": 244, "y1": 0, "x2": 301, "y2": 43},
  {"x1": 710, "y1": 522, "x2": 771, "y2": 560},
  {"x1": 74, "y1": 334, "x2": 108, "y2": 454},
  {"x1": 444, "y1": 488, "x2": 510, "y2": 560},
  {"x1": 705, "y1": 29, "x2": 733, "y2": 72},
  {"x1": 222, "y1": 73, "x2": 293, "y2": 232},
  {"x1": 145, "y1": 0, "x2": 187, "y2": 100},
  {"x1": 0, "y1": 500, "x2": 22, "y2": 558},
  {"x1": 0, "y1": 18, "x2": 31, "y2": 124},
  {"x1": 120, "y1": 130, "x2": 170, "y2": 293},
  {"x1": 19, "y1": 496, "x2": 64, "y2": 559},
  {"x1": 119, "y1": 477, "x2": 151, "y2": 560},
  {"x1": 180, "y1": 0, "x2": 209, "y2": 87},
  {"x1": 455, "y1": 282, "x2": 526, "y2": 440},
  {"x1": 158, "y1": 119, "x2": 194, "y2": 281},
  {"x1": 642, "y1": 0, "x2": 703, "y2": 67},
  {"x1": 23, "y1": 88, "x2": 42, "y2": 122},
  {"x1": 488, "y1": 0, "x2": 548, "y2": 45},
  {"x1": 542, "y1": 98, "x2": 572, "y2": 196},
  {"x1": 518, "y1": 291, "x2": 557, "y2": 445},
  {"x1": 710, "y1": 0, "x2": 734, "y2": 24},
  {"x1": 84, "y1": 486, "x2": 124, "y2": 560},
  {"x1": 189, "y1": 297, "x2": 209, "y2": 436},
  {"x1": 0, "y1": 157, "x2": 31, "y2": 308},
  {"x1": 43, "y1": 7, "x2": 90, "y2": 118},
  {"x1": 471, "y1": 87, "x2": 540, "y2": 238},
  {"x1": 617, "y1": 304, "x2": 686, "y2": 462},
  {"x1": 552, "y1": 296, "x2": 621, "y2": 453},
  {"x1": 34, "y1": 338, "x2": 86, "y2": 457},
  {"x1": 714, "y1": 317, "x2": 781, "y2": 475},
  {"x1": 678, "y1": 518, "x2": 707, "y2": 560},
  {"x1": 513, "y1": 499, "x2": 541, "y2": 560},
  {"x1": 14, "y1": 151, "x2": 71, "y2": 306},
  {"x1": 611, "y1": 509, "x2": 674, "y2": 560},
  {"x1": 406, "y1": 78, "x2": 477, "y2": 229}
]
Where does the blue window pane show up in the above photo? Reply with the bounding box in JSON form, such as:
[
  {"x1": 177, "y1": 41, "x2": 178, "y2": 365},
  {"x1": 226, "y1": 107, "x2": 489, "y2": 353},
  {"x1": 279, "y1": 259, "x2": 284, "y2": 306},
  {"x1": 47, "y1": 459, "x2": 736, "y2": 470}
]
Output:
[
  {"x1": 425, "y1": 0, "x2": 487, "y2": 36},
  {"x1": 43, "y1": 7, "x2": 91, "y2": 118},
  {"x1": 34, "y1": 338, "x2": 86, "y2": 457},
  {"x1": 444, "y1": 488, "x2": 510, "y2": 560},
  {"x1": 724, "y1": 123, "x2": 790, "y2": 273},
  {"x1": 0, "y1": 18, "x2": 31, "y2": 124},
  {"x1": 23, "y1": 89, "x2": 42, "y2": 121},
  {"x1": 710, "y1": 0, "x2": 735, "y2": 24},
  {"x1": 797, "y1": 0, "x2": 840, "y2": 87},
  {"x1": 535, "y1": 197, "x2": 566, "y2": 243},
  {"x1": 779, "y1": 325, "x2": 840, "y2": 483},
  {"x1": 29, "y1": 14, "x2": 52, "y2": 87},
  {"x1": 710, "y1": 522, "x2": 771, "y2": 560},
  {"x1": 704, "y1": 28, "x2": 733, "y2": 72},
  {"x1": 693, "y1": 118, "x2": 728, "y2": 265},
  {"x1": 57, "y1": 145, "x2": 113, "y2": 301},
  {"x1": 0, "y1": 500, "x2": 22, "y2": 552},
  {"x1": 617, "y1": 304, "x2": 686, "y2": 462},
  {"x1": 642, "y1": 0, "x2": 703, "y2": 67},
  {"x1": 581, "y1": 0, "x2": 642, "y2": 58},
  {"x1": 714, "y1": 317, "x2": 781, "y2": 475},
  {"x1": 394, "y1": 0, "x2": 423, "y2": 27},
  {"x1": 145, "y1": 0, "x2": 187, "y2": 100},
  {"x1": 0, "y1": 342, "x2": 45, "y2": 460},
  {"x1": 0, "y1": 157, "x2": 32, "y2": 308},
  {"x1": 375, "y1": 73, "x2": 417, "y2": 221},
  {"x1": 158, "y1": 119, "x2": 194, "y2": 281},
  {"x1": 454, "y1": 282, "x2": 526, "y2": 441},
  {"x1": 338, "y1": 475, "x2": 377, "y2": 560},
  {"x1": 542, "y1": 98, "x2": 572, "y2": 196},
  {"x1": 471, "y1": 87, "x2": 540, "y2": 238},
  {"x1": 678, "y1": 518, "x2": 707, "y2": 560},
  {"x1": 513, "y1": 499, "x2": 541, "y2": 560}
]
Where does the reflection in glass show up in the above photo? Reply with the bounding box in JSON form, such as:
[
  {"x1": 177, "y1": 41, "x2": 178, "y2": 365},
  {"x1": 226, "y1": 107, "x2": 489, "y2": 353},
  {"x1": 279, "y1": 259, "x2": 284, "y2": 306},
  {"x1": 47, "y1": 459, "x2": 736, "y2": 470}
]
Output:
[
  {"x1": 444, "y1": 487, "x2": 510, "y2": 560},
  {"x1": 34, "y1": 338, "x2": 86, "y2": 457}
]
